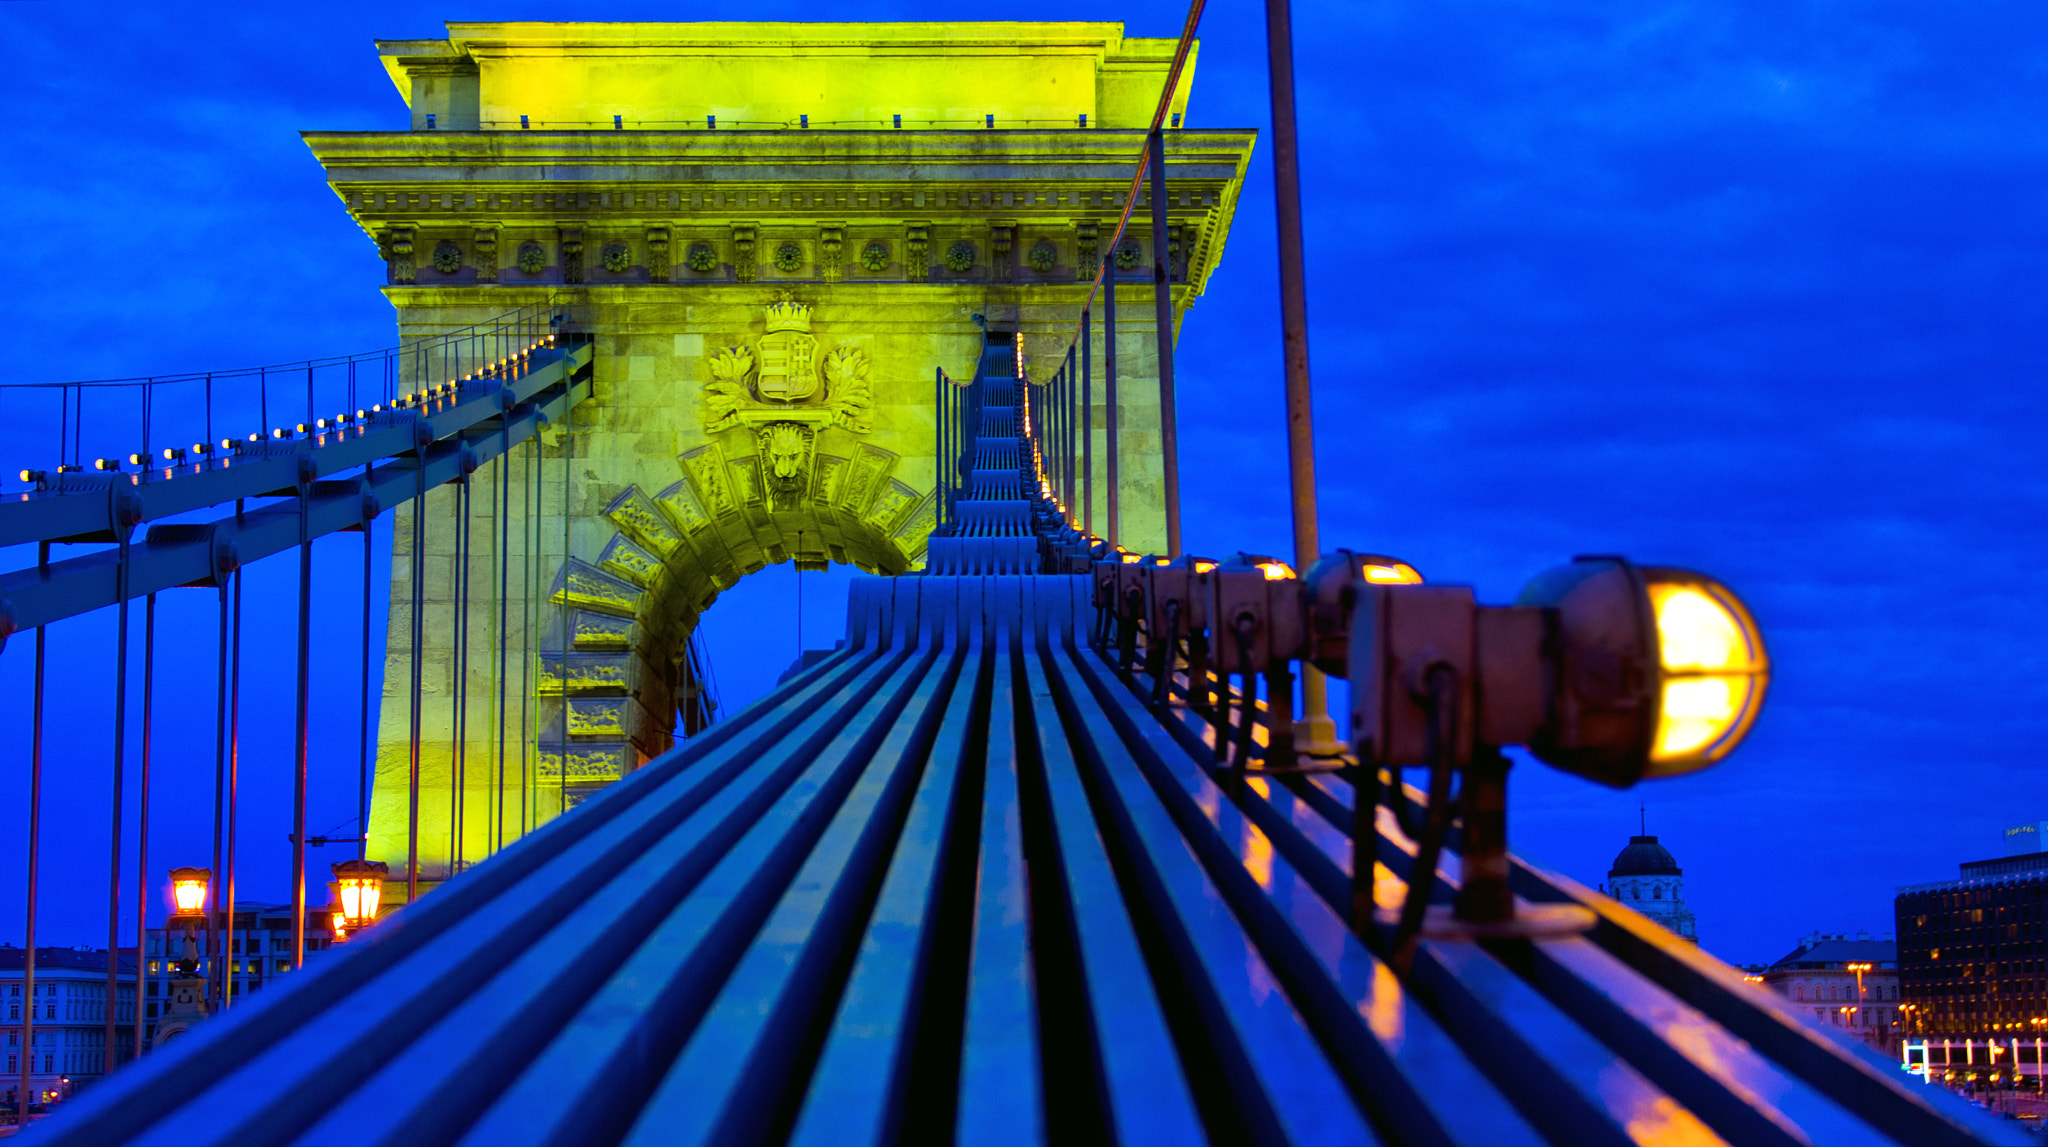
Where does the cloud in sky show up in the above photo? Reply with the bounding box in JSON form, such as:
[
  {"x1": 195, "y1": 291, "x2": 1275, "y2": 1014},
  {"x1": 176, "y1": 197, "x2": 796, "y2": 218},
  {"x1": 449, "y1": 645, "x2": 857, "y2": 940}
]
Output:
[{"x1": 1, "y1": 0, "x2": 2044, "y2": 962}]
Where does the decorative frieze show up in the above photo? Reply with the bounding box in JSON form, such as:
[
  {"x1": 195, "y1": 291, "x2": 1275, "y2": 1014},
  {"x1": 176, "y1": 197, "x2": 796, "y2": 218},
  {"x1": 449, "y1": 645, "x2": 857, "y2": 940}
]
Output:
[
  {"x1": 433, "y1": 240, "x2": 462, "y2": 274},
  {"x1": 602, "y1": 486, "x2": 684, "y2": 558},
  {"x1": 601, "y1": 241, "x2": 631, "y2": 274},
  {"x1": 560, "y1": 228, "x2": 585, "y2": 284},
  {"x1": 549, "y1": 558, "x2": 643, "y2": 618},
  {"x1": 680, "y1": 443, "x2": 739, "y2": 518},
  {"x1": 1027, "y1": 238, "x2": 1058, "y2": 273},
  {"x1": 906, "y1": 223, "x2": 930, "y2": 279},
  {"x1": 653, "y1": 478, "x2": 711, "y2": 535},
  {"x1": 516, "y1": 241, "x2": 546, "y2": 275},
  {"x1": 536, "y1": 651, "x2": 633, "y2": 695},
  {"x1": 535, "y1": 740, "x2": 627, "y2": 784},
  {"x1": 820, "y1": 224, "x2": 844, "y2": 283},
  {"x1": 732, "y1": 223, "x2": 758, "y2": 282},
  {"x1": 385, "y1": 226, "x2": 416, "y2": 284},
  {"x1": 473, "y1": 229, "x2": 498, "y2": 283},
  {"x1": 990, "y1": 224, "x2": 1015, "y2": 282},
  {"x1": 597, "y1": 534, "x2": 662, "y2": 587},
  {"x1": 571, "y1": 610, "x2": 635, "y2": 649},
  {"x1": 646, "y1": 227, "x2": 671, "y2": 282}
]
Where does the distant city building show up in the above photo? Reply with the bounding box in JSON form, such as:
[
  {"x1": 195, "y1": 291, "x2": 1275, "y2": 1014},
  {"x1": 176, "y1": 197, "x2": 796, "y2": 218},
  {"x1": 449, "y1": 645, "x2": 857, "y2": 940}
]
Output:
[
  {"x1": 1896, "y1": 821, "x2": 2048, "y2": 1041},
  {"x1": 143, "y1": 902, "x2": 336, "y2": 1026},
  {"x1": 1599, "y1": 833, "x2": 1698, "y2": 943},
  {"x1": 0, "y1": 946, "x2": 139, "y2": 1109},
  {"x1": 1760, "y1": 932, "x2": 1899, "y2": 1055}
]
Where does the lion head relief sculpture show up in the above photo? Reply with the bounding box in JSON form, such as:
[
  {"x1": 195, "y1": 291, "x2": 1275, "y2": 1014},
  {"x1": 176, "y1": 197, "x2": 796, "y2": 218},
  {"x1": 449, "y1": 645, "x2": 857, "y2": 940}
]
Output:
[{"x1": 756, "y1": 421, "x2": 816, "y2": 511}]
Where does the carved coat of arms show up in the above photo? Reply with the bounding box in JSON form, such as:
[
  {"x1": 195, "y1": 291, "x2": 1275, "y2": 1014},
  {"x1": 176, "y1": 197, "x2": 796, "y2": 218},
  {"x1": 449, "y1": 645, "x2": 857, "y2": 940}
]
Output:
[{"x1": 703, "y1": 292, "x2": 872, "y2": 433}]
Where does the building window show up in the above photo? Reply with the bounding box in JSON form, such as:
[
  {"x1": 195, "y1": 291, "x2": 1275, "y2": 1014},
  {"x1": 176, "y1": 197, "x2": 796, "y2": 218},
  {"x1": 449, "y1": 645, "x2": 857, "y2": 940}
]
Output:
[{"x1": 1653, "y1": 886, "x2": 1663, "y2": 900}]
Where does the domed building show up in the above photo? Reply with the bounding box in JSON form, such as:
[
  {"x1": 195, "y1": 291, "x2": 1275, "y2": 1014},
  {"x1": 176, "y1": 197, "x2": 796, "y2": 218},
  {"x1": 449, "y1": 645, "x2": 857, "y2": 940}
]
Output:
[{"x1": 1601, "y1": 833, "x2": 1699, "y2": 944}]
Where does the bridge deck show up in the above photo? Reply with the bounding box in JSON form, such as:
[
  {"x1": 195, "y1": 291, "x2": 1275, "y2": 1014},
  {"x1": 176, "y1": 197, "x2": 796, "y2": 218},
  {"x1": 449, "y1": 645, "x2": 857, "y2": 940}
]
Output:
[{"x1": 34, "y1": 576, "x2": 2012, "y2": 1146}]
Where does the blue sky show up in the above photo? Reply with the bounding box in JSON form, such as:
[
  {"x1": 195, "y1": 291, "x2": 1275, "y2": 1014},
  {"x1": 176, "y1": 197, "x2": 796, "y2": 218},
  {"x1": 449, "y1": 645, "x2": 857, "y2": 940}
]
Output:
[{"x1": 2, "y1": 0, "x2": 2045, "y2": 965}]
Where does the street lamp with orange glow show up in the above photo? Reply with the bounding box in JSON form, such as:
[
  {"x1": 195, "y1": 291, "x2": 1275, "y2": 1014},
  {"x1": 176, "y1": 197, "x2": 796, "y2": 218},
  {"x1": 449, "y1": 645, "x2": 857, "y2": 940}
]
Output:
[
  {"x1": 328, "y1": 859, "x2": 388, "y2": 941},
  {"x1": 166, "y1": 867, "x2": 210, "y2": 978},
  {"x1": 156, "y1": 867, "x2": 215, "y2": 1039}
]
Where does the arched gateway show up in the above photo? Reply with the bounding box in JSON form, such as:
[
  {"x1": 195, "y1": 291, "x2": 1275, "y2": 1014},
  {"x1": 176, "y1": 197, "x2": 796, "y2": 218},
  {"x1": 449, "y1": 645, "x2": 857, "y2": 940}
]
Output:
[{"x1": 304, "y1": 21, "x2": 1254, "y2": 890}]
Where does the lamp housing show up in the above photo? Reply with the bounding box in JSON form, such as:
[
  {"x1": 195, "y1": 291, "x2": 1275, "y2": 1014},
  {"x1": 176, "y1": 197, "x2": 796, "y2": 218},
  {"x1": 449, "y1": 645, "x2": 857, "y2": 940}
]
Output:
[
  {"x1": 1141, "y1": 555, "x2": 1215, "y2": 646},
  {"x1": 167, "y1": 867, "x2": 211, "y2": 921},
  {"x1": 330, "y1": 859, "x2": 389, "y2": 933},
  {"x1": 1209, "y1": 554, "x2": 1304, "y2": 672},
  {"x1": 1342, "y1": 555, "x2": 1768, "y2": 788},
  {"x1": 1516, "y1": 557, "x2": 1768, "y2": 785},
  {"x1": 1303, "y1": 550, "x2": 1425, "y2": 677}
]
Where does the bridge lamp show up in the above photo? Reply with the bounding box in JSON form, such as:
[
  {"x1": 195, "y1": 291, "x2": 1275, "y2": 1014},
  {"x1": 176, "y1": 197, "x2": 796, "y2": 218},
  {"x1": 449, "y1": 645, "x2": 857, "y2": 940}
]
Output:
[
  {"x1": 93, "y1": 458, "x2": 120, "y2": 472},
  {"x1": 169, "y1": 867, "x2": 210, "y2": 919},
  {"x1": 1338, "y1": 555, "x2": 1767, "y2": 940},
  {"x1": 19, "y1": 469, "x2": 45, "y2": 487},
  {"x1": 161, "y1": 447, "x2": 186, "y2": 464},
  {"x1": 1513, "y1": 558, "x2": 1769, "y2": 783},
  {"x1": 329, "y1": 859, "x2": 389, "y2": 940},
  {"x1": 165, "y1": 867, "x2": 210, "y2": 977},
  {"x1": 1302, "y1": 550, "x2": 1427, "y2": 676}
]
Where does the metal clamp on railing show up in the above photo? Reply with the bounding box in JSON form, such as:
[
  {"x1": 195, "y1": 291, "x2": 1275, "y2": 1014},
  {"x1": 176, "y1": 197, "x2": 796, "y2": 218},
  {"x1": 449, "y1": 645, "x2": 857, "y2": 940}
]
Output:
[
  {"x1": 1208, "y1": 554, "x2": 1309, "y2": 774},
  {"x1": 1138, "y1": 554, "x2": 1216, "y2": 712}
]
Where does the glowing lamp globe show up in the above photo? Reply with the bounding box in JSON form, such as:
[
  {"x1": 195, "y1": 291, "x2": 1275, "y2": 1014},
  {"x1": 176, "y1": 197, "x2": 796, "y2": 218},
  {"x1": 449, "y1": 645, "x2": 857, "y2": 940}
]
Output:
[
  {"x1": 1516, "y1": 557, "x2": 1769, "y2": 786},
  {"x1": 168, "y1": 867, "x2": 211, "y2": 921},
  {"x1": 330, "y1": 859, "x2": 390, "y2": 935}
]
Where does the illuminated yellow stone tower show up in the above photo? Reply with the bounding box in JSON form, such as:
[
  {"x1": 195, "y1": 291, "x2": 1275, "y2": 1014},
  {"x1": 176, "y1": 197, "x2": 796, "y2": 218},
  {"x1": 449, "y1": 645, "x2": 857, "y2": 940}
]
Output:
[{"x1": 304, "y1": 22, "x2": 1255, "y2": 892}]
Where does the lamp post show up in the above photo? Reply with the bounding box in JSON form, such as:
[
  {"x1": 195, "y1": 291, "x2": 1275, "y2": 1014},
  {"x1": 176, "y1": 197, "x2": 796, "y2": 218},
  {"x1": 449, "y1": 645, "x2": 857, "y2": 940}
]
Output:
[
  {"x1": 328, "y1": 859, "x2": 388, "y2": 941},
  {"x1": 1846, "y1": 961, "x2": 1871, "y2": 1042},
  {"x1": 153, "y1": 867, "x2": 212, "y2": 1049}
]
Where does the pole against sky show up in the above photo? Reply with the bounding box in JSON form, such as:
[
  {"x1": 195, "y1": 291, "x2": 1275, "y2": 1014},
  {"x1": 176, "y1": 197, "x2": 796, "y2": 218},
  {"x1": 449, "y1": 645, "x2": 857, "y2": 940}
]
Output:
[{"x1": 1, "y1": 0, "x2": 2045, "y2": 966}]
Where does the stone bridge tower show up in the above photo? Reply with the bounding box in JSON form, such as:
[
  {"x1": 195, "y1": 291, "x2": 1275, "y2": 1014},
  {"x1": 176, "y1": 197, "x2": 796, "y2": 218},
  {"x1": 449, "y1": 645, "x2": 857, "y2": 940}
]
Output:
[{"x1": 304, "y1": 21, "x2": 1255, "y2": 890}]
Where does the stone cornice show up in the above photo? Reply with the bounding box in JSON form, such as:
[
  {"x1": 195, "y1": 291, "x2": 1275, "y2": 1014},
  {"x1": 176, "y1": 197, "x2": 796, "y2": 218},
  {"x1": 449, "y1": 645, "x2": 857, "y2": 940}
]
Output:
[
  {"x1": 302, "y1": 128, "x2": 1255, "y2": 180},
  {"x1": 310, "y1": 129, "x2": 1254, "y2": 297}
]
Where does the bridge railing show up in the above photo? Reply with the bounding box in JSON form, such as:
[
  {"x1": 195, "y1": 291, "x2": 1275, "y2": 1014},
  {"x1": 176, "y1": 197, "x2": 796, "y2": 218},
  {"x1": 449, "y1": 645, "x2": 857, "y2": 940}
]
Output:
[
  {"x1": 0, "y1": 306, "x2": 602, "y2": 1074},
  {"x1": 933, "y1": 346, "x2": 1001, "y2": 537},
  {"x1": 3, "y1": 304, "x2": 558, "y2": 483}
]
